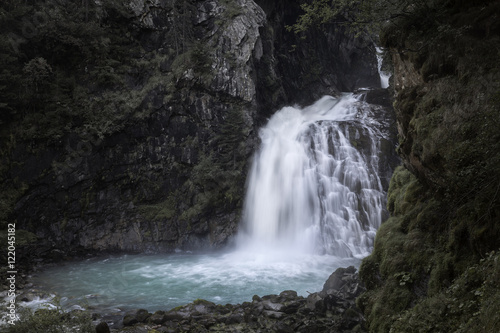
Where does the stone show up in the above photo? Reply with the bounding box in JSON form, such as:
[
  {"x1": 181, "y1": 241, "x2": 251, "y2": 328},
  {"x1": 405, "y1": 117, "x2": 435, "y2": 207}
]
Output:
[
  {"x1": 148, "y1": 310, "x2": 167, "y2": 325},
  {"x1": 123, "y1": 309, "x2": 151, "y2": 326},
  {"x1": 8, "y1": 0, "x2": 387, "y2": 259},
  {"x1": 306, "y1": 293, "x2": 324, "y2": 312},
  {"x1": 225, "y1": 312, "x2": 244, "y2": 324},
  {"x1": 95, "y1": 321, "x2": 110, "y2": 333},
  {"x1": 262, "y1": 299, "x2": 284, "y2": 312},
  {"x1": 279, "y1": 290, "x2": 298, "y2": 299},
  {"x1": 263, "y1": 310, "x2": 285, "y2": 319},
  {"x1": 163, "y1": 311, "x2": 187, "y2": 321},
  {"x1": 122, "y1": 315, "x2": 138, "y2": 327},
  {"x1": 321, "y1": 266, "x2": 357, "y2": 297}
]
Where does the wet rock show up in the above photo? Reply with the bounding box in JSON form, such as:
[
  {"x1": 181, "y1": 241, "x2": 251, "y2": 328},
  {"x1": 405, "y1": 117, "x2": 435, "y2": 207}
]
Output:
[
  {"x1": 262, "y1": 299, "x2": 284, "y2": 311},
  {"x1": 148, "y1": 310, "x2": 167, "y2": 324},
  {"x1": 163, "y1": 310, "x2": 187, "y2": 321},
  {"x1": 225, "y1": 312, "x2": 244, "y2": 324},
  {"x1": 306, "y1": 292, "x2": 323, "y2": 312},
  {"x1": 8, "y1": 0, "x2": 386, "y2": 258},
  {"x1": 123, "y1": 309, "x2": 151, "y2": 326},
  {"x1": 122, "y1": 315, "x2": 138, "y2": 327},
  {"x1": 112, "y1": 267, "x2": 367, "y2": 332},
  {"x1": 279, "y1": 290, "x2": 298, "y2": 299},
  {"x1": 263, "y1": 310, "x2": 285, "y2": 319},
  {"x1": 364, "y1": 88, "x2": 392, "y2": 107},
  {"x1": 95, "y1": 321, "x2": 110, "y2": 333},
  {"x1": 281, "y1": 299, "x2": 303, "y2": 314},
  {"x1": 321, "y1": 266, "x2": 356, "y2": 295}
]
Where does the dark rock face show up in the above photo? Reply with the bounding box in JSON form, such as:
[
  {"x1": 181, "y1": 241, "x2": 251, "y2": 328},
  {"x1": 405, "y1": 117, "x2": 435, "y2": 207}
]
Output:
[
  {"x1": 95, "y1": 321, "x2": 111, "y2": 333},
  {"x1": 123, "y1": 308, "x2": 151, "y2": 326},
  {"x1": 112, "y1": 268, "x2": 366, "y2": 332},
  {"x1": 253, "y1": 0, "x2": 380, "y2": 120},
  {"x1": 357, "y1": 1, "x2": 500, "y2": 332},
  {"x1": 6, "y1": 0, "x2": 382, "y2": 255}
]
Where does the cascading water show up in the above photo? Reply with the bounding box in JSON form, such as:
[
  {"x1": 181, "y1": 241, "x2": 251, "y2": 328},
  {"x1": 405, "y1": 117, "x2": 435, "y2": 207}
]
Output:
[
  {"x1": 376, "y1": 46, "x2": 390, "y2": 89},
  {"x1": 239, "y1": 94, "x2": 386, "y2": 259},
  {"x1": 26, "y1": 93, "x2": 395, "y2": 321}
]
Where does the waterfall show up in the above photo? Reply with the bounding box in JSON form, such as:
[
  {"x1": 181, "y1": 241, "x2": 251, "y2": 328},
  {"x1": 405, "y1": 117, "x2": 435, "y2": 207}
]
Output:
[
  {"x1": 376, "y1": 46, "x2": 390, "y2": 89},
  {"x1": 239, "y1": 94, "x2": 388, "y2": 258}
]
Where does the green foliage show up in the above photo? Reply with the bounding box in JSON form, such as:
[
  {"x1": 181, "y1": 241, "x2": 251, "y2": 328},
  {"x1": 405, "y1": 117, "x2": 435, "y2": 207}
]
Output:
[
  {"x1": 286, "y1": 0, "x2": 337, "y2": 36},
  {"x1": 390, "y1": 251, "x2": 500, "y2": 333},
  {"x1": 138, "y1": 195, "x2": 177, "y2": 221},
  {"x1": 0, "y1": 0, "x2": 145, "y2": 142},
  {"x1": 286, "y1": 0, "x2": 445, "y2": 39},
  {"x1": 3, "y1": 305, "x2": 94, "y2": 333},
  {"x1": 170, "y1": 107, "x2": 248, "y2": 222},
  {"x1": 359, "y1": 1, "x2": 500, "y2": 332},
  {"x1": 172, "y1": 41, "x2": 213, "y2": 85},
  {"x1": 139, "y1": 106, "x2": 248, "y2": 223}
]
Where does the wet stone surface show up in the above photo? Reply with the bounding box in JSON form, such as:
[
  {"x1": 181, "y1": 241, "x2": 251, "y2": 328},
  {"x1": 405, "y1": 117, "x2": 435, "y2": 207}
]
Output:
[{"x1": 108, "y1": 266, "x2": 366, "y2": 333}]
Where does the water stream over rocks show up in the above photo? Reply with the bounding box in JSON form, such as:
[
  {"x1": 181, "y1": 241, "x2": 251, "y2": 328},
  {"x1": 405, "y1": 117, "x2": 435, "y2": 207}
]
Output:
[{"x1": 20, "y1": 92, "x2": 396, "y2": 330}]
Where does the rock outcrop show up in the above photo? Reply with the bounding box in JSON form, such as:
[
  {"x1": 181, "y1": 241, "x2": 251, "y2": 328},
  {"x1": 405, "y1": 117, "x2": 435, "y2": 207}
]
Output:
[
  {"x1": 4, "y1": 0, "x2": 382, "y2": 255},
  {"x1": 358, "y1": 1, "x2": 500, "y2": 332},
  {"x1": 106, "y1": 267, "x2": 366, "y2": 332}
]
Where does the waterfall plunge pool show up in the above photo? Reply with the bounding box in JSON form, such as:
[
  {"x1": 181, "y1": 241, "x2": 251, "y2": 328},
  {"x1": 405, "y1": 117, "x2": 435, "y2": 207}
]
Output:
[
  {"x1": 27, "y1": 93, "x2": 393, "y2": 318},
  {"x1": 29, "y1": 250, "x2": 361, "y2": 314}
]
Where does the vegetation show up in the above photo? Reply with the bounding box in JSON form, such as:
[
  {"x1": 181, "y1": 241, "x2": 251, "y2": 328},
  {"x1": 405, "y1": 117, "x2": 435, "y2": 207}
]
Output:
[
  {"x1": 177, "y1": 106, "x2": 249, "y2": 221},
  {"x1": 287, "y1": 0, "x2": 500, "y2": 331},
  {"x1": 3, "y1": 303, "x2": 93, "y2": 333},
  {"x1": 0, "y1": 0, "x2": 250, "y2": 240},
  {"x1": 0, "y1": 0, "x2": 142, "y2": 141},
  {"x1": 286, "y1": 0, "x2": 452, "y2": 37}
]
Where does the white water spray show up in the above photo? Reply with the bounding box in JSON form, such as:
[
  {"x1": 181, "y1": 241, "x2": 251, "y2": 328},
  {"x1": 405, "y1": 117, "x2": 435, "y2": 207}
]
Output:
[
  {"x1": 376, "y1": 46, "x2": 390, "y2": 89},
  {"x1": 239, "y1": 94, "x2": 386, "y2": 258},
  {"x1": 29, "y1": 94, "x2": 394, "y2": 317}
]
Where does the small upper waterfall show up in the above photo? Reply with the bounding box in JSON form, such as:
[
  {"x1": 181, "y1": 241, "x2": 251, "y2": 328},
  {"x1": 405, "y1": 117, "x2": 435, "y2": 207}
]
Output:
[
  {"x1": 376, "y1": 47, "x2": 390, "y2": 89},
  {"x1": 239, "y1": 94, "x2": 389, "y2": 258},
  {"x1": 29, "y1": 94, "x2": 397, "y2": 317}
]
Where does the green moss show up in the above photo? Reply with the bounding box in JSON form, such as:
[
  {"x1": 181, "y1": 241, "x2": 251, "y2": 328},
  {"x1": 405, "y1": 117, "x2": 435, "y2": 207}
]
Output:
[
  {"x1": 358, "y1": 255, "x2": 381, "y2": 290},
  {"x1": 386, "y1": 166, "x2": 423, "y2": 216},
  {"x1": 363, "y1": 1, "x2": 500, "y2": 332},
  {"x1": 390, "y1": 251, "x2": 500, "y2": 333},
  {"x1": 364, "y1": 279, "x2": 413, "y2": 333},
  {"x1": 4, "y1": 304, "x2": 93, "y2": 333},
  {"x1": 138, "y1": 194, "x2": 177, "y2": 221},
  {"x1": 171, "y1": 41, "x2": 214, "y2": 86},
  {"x1": 170, "y1": 305, "x2": 186, "y2": 312},
  {"x1": 192, "y1": 299, "x2": 215, "y2": 306}
]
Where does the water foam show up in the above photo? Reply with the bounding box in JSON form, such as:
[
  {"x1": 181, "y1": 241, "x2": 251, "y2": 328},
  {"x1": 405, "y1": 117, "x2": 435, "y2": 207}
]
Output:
[{"x1": 239, "y1": 94, "x2": 386, "y2": 258}]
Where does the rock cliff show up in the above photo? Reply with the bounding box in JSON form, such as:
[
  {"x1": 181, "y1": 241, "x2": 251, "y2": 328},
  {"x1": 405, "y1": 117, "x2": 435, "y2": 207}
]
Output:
[
  {"x1": 358, "y1": 0, "x2": 500, "y2": 331},
  {"x1": 0, "y1": 0, "x2": 381, "y2": 254}
]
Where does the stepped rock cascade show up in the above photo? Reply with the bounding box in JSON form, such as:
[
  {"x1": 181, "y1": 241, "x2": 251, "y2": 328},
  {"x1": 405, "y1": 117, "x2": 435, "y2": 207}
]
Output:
[
  {"x1": 240, "y1": 94, "x2": 389, "y2": 258},
  {"x1": 376, "y1": 47, "x2": 391, "y2": 89},
  {"x1": 24, "y1": 93, "x2": 397, "y2": 320}
]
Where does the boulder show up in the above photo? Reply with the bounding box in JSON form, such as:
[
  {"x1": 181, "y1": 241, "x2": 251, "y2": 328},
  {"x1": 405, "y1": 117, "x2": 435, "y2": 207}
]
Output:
[
  {"x1": 123, "y1": 309, "x2": 151, "y2": 326},
  {"x1": 95, "y1": 321, "x2": 110, "y2": 333}
]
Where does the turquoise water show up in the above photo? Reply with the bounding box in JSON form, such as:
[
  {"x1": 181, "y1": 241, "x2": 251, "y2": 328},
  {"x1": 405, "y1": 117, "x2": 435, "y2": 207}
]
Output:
[
  {"x1": 30, "y1": 94, "x2": 389, "y2": 314},
  {"x1": 31, "y1": 250, "x2": 360, "y2": 313}
]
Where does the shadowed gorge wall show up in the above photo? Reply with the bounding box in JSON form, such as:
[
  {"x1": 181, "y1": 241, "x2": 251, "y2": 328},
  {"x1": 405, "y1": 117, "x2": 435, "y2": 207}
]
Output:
[
  {"x1": 0, "y1": 0, "x2": 381, "y2": 255},
  {"x1": 358, "y1": 0, "x2": 500, "y2": 331}
]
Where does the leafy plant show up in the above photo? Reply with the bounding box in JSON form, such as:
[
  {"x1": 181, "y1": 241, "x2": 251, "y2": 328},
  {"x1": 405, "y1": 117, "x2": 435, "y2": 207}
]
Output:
[{"x1": 3, "y1": 304, "x2": 94, "y2": 333}]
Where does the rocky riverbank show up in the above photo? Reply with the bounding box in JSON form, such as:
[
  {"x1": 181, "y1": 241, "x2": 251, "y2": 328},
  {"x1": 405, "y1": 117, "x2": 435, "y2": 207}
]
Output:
[
  {"x1": 2, "y1": 248, "x2": 366, "y2": 333},
  {"x1": 90, "y1": 266, "x2": 366, "y2": 333}
]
